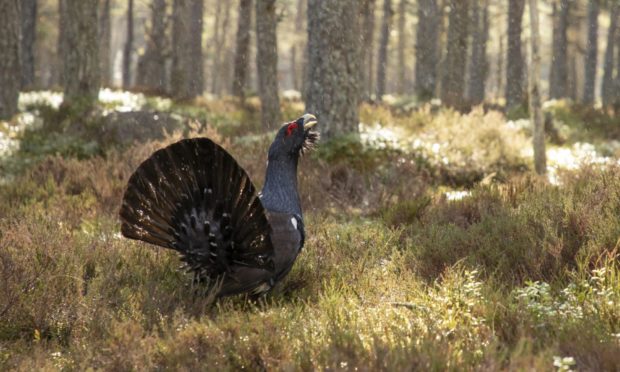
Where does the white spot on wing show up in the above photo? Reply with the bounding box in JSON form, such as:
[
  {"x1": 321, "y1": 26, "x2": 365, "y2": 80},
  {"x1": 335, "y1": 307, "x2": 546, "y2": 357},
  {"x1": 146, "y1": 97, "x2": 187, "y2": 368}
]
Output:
[{"x1": 291, "y1": 217, "x2": 297, "y2": 230}]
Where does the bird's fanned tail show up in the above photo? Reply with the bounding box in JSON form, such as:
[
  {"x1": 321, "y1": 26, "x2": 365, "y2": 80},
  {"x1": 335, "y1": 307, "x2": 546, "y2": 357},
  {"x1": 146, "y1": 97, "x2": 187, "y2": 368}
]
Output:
[{"x1": 119, "y1": 138, "x2": 275, "y2": 287}]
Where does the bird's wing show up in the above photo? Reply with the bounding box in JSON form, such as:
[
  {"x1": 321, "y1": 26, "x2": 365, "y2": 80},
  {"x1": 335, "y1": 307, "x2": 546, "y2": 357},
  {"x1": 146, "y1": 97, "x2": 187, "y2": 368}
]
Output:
[
  {"x1": 119, "y1": 138, "x2": 275, "y2": 290},
  {"x1": 266, "y1": 212, "x2": 304, "y2": 283}
]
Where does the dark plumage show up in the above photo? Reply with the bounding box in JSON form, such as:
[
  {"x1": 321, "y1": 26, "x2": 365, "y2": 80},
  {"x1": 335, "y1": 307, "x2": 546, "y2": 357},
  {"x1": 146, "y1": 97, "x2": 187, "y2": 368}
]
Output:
[{"x1": 119, "y1": 114, "x2": 318, "y2": 297}]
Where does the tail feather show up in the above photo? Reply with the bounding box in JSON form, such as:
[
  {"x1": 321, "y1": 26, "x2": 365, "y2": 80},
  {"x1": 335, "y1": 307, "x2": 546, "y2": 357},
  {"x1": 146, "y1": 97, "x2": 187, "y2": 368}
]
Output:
[{"x1": 120, "y1": 138, "x2": 274, "y2": 282}]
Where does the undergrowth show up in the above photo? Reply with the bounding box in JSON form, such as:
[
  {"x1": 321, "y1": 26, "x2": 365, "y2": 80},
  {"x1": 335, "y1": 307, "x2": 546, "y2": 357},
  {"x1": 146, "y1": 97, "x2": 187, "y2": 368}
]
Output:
[{"x1": 1, "y1": 94, "x2": 619, "y2": 370}]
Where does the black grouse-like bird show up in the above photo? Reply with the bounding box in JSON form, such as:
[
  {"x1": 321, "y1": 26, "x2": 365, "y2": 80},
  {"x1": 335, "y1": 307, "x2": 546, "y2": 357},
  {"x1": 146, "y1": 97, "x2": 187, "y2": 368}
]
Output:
[{"x1": 119, "y1": 114, "x2": 318, "y2": 297}]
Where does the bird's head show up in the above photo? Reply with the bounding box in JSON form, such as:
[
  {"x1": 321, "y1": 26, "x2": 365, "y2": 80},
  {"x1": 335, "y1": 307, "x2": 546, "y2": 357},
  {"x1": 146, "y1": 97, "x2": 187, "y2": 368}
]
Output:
[{"x1": 268, "y1": 113, "x2": 320, "y2": 160}]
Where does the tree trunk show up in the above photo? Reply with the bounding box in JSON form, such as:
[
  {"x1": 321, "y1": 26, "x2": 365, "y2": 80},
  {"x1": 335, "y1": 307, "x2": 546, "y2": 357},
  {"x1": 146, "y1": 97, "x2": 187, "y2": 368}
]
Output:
[
  {"x1": 415, "y1": 0, "x2": 439, "y2": 100},
  {"x1": 61, "y1": 0, "x2": 100, "y2": 108},
  {"x1": 376, "y1": 0, "x2": 393, "y2": 100},
  {"x1": 549, "y1": 0, "x2": 569, "y2": 99},
  {"x1": 21, "y1": 0, "x2": 37, "y2": 90},
  {"x1": 136, "y1": 0, "x2": 169, "y2": 94},
  {"x1": 528, "y1": 0, "x2": 545, "y2": 175},
  {"x1": 0, "y1": 0, "x2": 21, "y2": 120},
  {"x1": 467, "y1": 0, "x2": 489, "y2": 105},
  {"x1": 602, "y1": 4, "x2": 618, "y2": 108},
  {"x1": 505, "y1": 0, "x2": 525, "y2": 109},
  {"x1": 209, "y1": 0, "x2": 232, "y2": 95},
  {"x1": 123, "y1": 0, "x2": 134, "y2": 89},
  {"x1": 232, "y1": 0, "x2": 252, "y2": 99},
  {"x1": 255, "y1": 0, "x2": 280, "y2": 128},
  {"x1": 396, "y1": 0, "x2": 407, "y2": 95},
  {"x1": 441, "y1": 0, "x2": 469, "y2": 110},
  {"x1": 306, "y1": 0, "x2": 361, "y2": 139},
  {"x1": 99, "y1": 0, "x2": 112, "y2": 86},
  {"x1": 360, "y1": 0, "x2": 377, "y2": 100},
  {"x1": 582, "y1": 0, "x2": 599, "y2": 105},
  {"x1": 171, "y1": 0, "x2": 204, "y2": 100}
]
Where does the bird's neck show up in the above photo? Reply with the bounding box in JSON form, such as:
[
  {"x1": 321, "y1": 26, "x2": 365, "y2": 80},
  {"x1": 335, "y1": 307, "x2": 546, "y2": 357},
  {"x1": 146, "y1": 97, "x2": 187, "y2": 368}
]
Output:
[{"x1": 260, "y1": 156, "x2": 301, "y2": 216}]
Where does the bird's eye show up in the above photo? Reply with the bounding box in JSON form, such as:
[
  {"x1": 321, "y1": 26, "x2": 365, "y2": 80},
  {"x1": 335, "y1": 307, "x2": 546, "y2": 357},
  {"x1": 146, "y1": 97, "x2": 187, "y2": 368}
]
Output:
[{"x1": 285, "y1": 122, "x2": 298, "y2": 137}]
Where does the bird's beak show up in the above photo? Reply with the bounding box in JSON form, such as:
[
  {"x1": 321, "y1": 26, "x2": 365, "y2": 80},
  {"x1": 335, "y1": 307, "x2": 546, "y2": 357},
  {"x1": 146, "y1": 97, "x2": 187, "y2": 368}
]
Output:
[{"x1": 302, "y1": 113, "x2": 317, "y2": 130}]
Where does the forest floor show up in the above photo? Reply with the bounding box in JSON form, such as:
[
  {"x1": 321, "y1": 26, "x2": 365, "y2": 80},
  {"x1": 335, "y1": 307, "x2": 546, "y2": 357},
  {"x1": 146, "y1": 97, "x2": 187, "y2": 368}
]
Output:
[{"x1": 1, "y1": 91, "x2": 620, "y2": 370}]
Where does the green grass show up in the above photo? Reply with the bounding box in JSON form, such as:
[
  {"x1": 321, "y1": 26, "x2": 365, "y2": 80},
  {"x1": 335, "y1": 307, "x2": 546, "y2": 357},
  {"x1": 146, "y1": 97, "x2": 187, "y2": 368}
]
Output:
[{"x1": 1, "y1": 96, "x2": 619, "y2": 370}]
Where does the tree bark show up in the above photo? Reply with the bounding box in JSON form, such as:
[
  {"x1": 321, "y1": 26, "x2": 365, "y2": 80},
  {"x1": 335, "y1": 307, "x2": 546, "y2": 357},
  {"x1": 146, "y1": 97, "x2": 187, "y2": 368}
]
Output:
[
  {"x1": 255, "y1": 0, "x2": 280, "y2": 128},
  {"x1": 549, "y1": 0, "x2": 569, "y2": 99},
  {"x1": 99, "y1": 0, "x2": 112, "y2": 86},
  {"x1": 527, "y1": 0, "x2": 546, "y2": 175},
  {"x1": 21, "y1": 0, "x2": 37, "y2": 90},
  {"x1": 232, "y1": 0, "x2": 252, "y2": 99},
  {"x1": 209, "y1": 0, "x2": 232, "y2": 95},
  {"x1": 61, "y1": 0, "x2": 100, "y2": 108},
  {"x1": 396, "y1": 0, "x2": 407, "y2": 95},
  {"x1": 306, "y1": 0, "x2": 361, "y2": 139},
  {"x1": 441, "y1": 0, "x2": 469, "y2": 110},
  {"x1": 582, "y1": 0, "x2": 599, "y2": 105},
  {"x1": 136, "y1": 0, "x2": 169, "y2": 93},
  {"x1": 0, "y1": 0, "x2": 21, "y2": 119},
  {"x1": 602, "y1": 4, "x2": 618, "y2": 108},
  {"x1": 415, "y1": 0, "x2": 439, "y2": 100},
  {"x1": 376, "y1": 0, "x2": 393, "y2": 100},
  {"x1": 123, "y1": 0, "x2": 134, "y2": 89},
  {"x1": 171, "y1": 0, "x2": 204, "y2": 100},
  {"x1": 505, "y1": 0, "x2": 525, "y2": 109},
  {"x1": 467, "y1": 0, "x2": 489, "y2": 105}
]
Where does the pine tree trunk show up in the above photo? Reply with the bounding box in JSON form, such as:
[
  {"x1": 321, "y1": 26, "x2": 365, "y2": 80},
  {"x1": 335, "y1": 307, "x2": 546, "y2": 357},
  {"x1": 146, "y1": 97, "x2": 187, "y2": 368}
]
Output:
[
  {"x1": 376, "y1": 0, "x2": 393, "y2": 100},
  {"x1": 99, "y1": 0, "x2": 112, "y2": 86},
  {"x1": 415, "y1": 0, "x2": 439, "y2": 100},
  {"x1": 528, "y1": 0, "x2": 545, "y2": 175},
  {"x1": 136, "y1": 0, "x2": 168, "y2": 93},
  {"x1": 505, "y1": 0, "x2": 525, "y2": 109},
  {"x1": 441, "y1": 0, "x2": 469, "y2": 110},
  {"x1": 360, "y1": 0, "x2": 377, "y2": 100},
  {"x1": 255, "y1": 0, "x2": 280, "y2": 128},
  {"x1": 61, "y1": 0, "x2": 100, "y2": 108},
  {"x1": 582, "y1": 0, "x2": 599, "y2": 105},
  {"x1": 171, "y1": 0, "x2": 204, "y2": 100},
  {"x1": 306, "y1": 0, "x2": 361, "y2": 139},
  {"x1": 602, "y1": 4, "x2": 618, "y2": 108},
  {"x1": 396, "y1": 0, "x2": 407, "y2": 95},
  {"x1": 232, "y1": 0, "x2": 252, "y2": 99},
  {"x1": 209, "y1": 0, "x2": 231, "y2": 95},
  {"x1": 550, "y1": 0, "x2": 569, "y2": 99},
  {"x1": 0, "y1": 0, "x2": 21, "y2": 120},
  {"x1": 123, "y1": 0, "x2": 134, "y2": 89},
  {"x1": 21, "y1": 0, "x2": 37, "y2": 90},
  {"x1": 468, "y1": 0, "x2": 489, "y2": 105}
]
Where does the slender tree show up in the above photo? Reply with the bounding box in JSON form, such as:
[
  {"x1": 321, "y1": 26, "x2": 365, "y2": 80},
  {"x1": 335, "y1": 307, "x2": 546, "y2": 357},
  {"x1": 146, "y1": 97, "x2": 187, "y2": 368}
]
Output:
[
  {"x1": 171, "y1": 0, "x2": 204, "y2": 100},
  {"x1": 396, "y1": 0, "x2": 407, "y2": 95},
  {"x1": 255, "y1": 0, "x2": 280, "y2": 128},
  {"x1": 99, "y1": 0, "x2": 112, "y2": 86},
  {"x1": 376, "y1": 0, "x2": 393, "y2": 100},
  {"x1": 21, "y1": 0, "x2": 37, "y2": 90},
  {"x1": 505, "y1": 0, "x2": 525, "y2": 109},
  {"x1": 550, "y1": 0, "x2": 569, "y2": 99},
  {"x1": 209, "y1": 0, "x2": 232, "y2": 95},
  {"x1": 0, "y1": 0, "x2": 21, "y2": 119},
  {"x1": 122, "y1": 0, "x2": 134, "y2": 88},
  {"x1": 136, "y1": 0, "x2": 169, "y2": 93},
  {"x1": 468, "y1": 0, "x2": 489, "y2": 105},
  {"x1": 61, "y1": 0, "x2": 100, "y2": 108},
  {"x1": 306, "y1": 0, "x2": 361, "y2": 139},
  {"x1": 415, "y1": 0, "x2": 439, "y2": 100},
  {"x1": 441, "y1": 0, "x2": 469, "y2": 110},
  {"x1": 583, "y1": 0, "x2": 599, "y2": 104},
  {"x1": 360, "y1": 0, "x2": 377, "y2": 100},
  {"x1": 528, "y1": 0, "x2": 545, "y2": 175},
  {"x1": 232, "y1": 0, "x2": 252, "y2": 99},
  {"x1": 602, "y1": 4, "x2": 618, "y2": 107}
]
